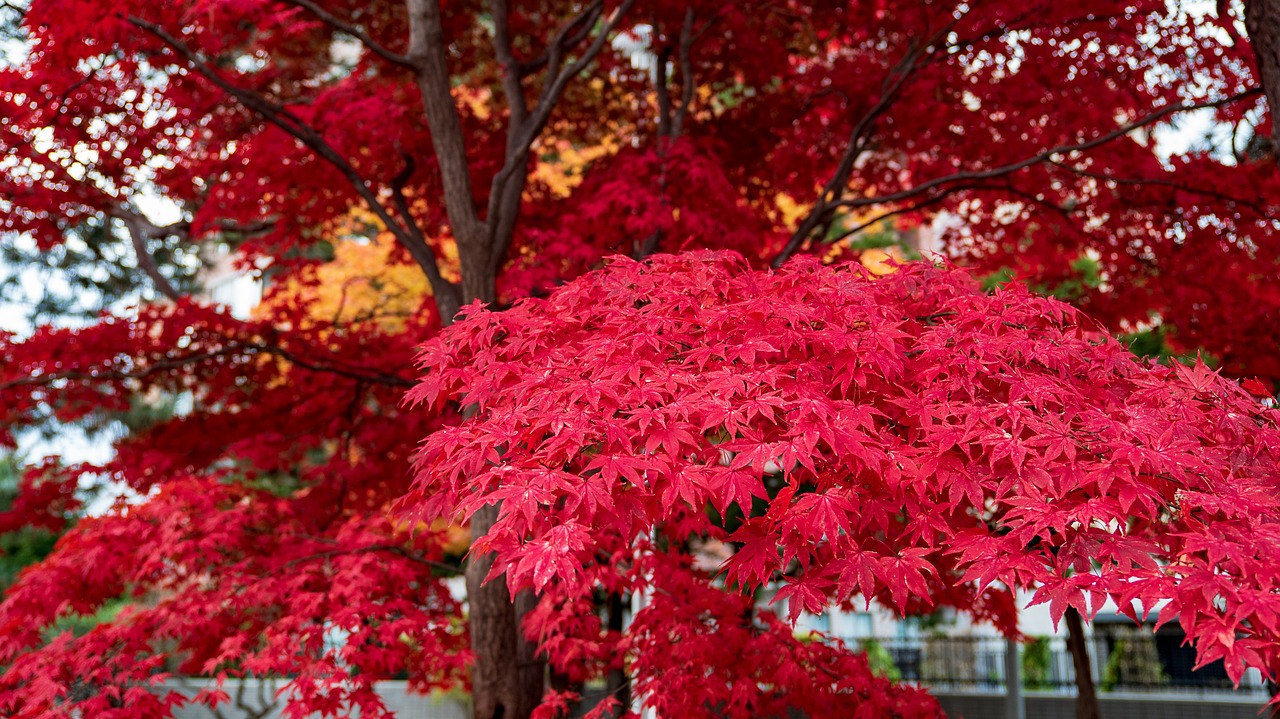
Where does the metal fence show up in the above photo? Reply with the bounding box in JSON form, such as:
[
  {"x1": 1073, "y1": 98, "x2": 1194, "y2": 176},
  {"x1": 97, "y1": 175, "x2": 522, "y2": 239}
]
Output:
[
  {"x1": 853, "y1": 634, "x2": 1269, "y2": 696},
  {"x1": 163, "y1": 679, "x2": 469, "y2": 719},
  {"x1": 159, "y1": 635, "x2": 1266, "y2": 719}
]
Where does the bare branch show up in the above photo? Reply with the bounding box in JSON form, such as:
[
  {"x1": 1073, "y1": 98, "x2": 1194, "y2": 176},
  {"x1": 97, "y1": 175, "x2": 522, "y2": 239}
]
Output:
[
  {"x1": 773, "y1": 59, "x2": 1263, "y2": 269},
  {"x1": 112, "y1": 210, "x2": 184, "y2": 301},
  {"x1": 635, "y1": 6, "x2": 699, "y2": 260},
  {"x1": 516, "y1": 7, "x2": 600, "y2": 77},
  {"x1": 1048, "y1": 159, "x2": 1278, "y2": 218},
  {"x1": 828, "y1": 157, "x2": 1279, "y2": 263},
  {"x1": 826, "y1": 89, "x2": 1265, "y2": 213},
  {"x1": 125, "y1": 14, "x2": 457, "y2": 309},
  {"x1": 489, "y1": 0, "x2": 529, "y2": 129},
  {"x1": 1246, "y1": 0, "x2": 1280, "y2": 156},
  {"x1": 211, "y1": 218, "x2": 276, "y2": 236},
  {"x1": 823, "y1": 178, "x2": 1078, "y2": 250},
  {"x1": 388, "y1": 150, "x2": 421, "y2": 245},
  {"x1": 528, "y1": 0, "x2": 635, "y2": 143},
  {"x1": 485, "y1": 0, "x2": 637, "y2": 274},
  {"x1": 277, "y1": 543, "x2": 462, "y2": 575},
  {"x1": 536, "y1": 1, "x2": 606, "y2": 99},
  {"x1": 405, "y1": 0, "x2": 486, "y2": 251},
  {"x1": 0, "y1": 341, "x2": 417, "y2": 393},
  {"x1": 481, "y1": 0, "x2": 610, "y2": 262},
  {"x1": 279, "y1": 0, "x2": 417, "y2": 68},
  {"x1": 481, "y1": 0, "x2": 541, "y2": 283},
  {"x1": 771, "y1": 38, "x2": 930, "y2": 268},
  {"x1": 772, "y1": 6, "x2": 975, "y2": 269},
  {"x1": 670, "y1": 6, "x2": 696, "y2": 139},
  {"x1": 654, "y1": 43, "x2": 674, "y2": 139},
  {"x1": 825, "y1": 185, "x2": 988, "y2": 246}
]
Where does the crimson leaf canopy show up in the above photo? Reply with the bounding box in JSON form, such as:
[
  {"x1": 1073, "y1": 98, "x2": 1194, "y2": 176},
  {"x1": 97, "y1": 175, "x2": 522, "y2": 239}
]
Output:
[{"x1": 408, "y1": 251, "x2": 1280, "y2": 717}]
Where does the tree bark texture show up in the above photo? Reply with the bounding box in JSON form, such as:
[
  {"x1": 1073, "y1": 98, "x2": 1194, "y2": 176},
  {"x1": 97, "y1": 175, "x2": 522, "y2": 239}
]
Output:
[
  {"x1": 466, "y1": 504, "x2": 544, "y2": 719},
  {"x1": 1065, "y1": 607, "x2": 1102, "y2": 719},
  {"x1": 1247, "y1": 0, "x2": 1280, "y2": 154}
]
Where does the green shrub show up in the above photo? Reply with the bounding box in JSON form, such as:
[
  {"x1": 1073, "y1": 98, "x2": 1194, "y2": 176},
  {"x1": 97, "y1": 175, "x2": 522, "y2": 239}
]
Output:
[
  {"x1": 859, "y1": 638, "x2": 902, "y2": 681},
  {"x1": 1021, "y1": 636, "x2": 1052, "y2": 689},
  {"x1": 1101, "y1": 630, "x2": 1168, "y2": 691}
]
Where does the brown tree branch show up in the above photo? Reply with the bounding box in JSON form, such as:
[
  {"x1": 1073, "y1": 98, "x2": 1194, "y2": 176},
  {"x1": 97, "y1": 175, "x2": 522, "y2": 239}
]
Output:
[
  {"x1": 0, "y1": 341, "x2": 416, "y2": 393},
  {"x1": 490, "y1": 0, "x2": 530, "y2": 128},
  {"x1": 480, "y1": 2, "x2": 610, "y2": 269},
  {"x1": 670, "y1": 6, "x2": 697, "y2": 140},
  {"x1": 774, "y1": 9, "x2": 981, "y2": 268},
  {"x1": 485, "y1": 0, "x2": 637, "y2": 276},
  {"x1": 824, "y1": 183, "x2": 995, "y2": 246},
  {"x1": 1048, "y1": 159, "x2": 1278, "y2": 218},
  {"x1": 211, "y1": 218, "x2": 276, "y2": 236},
  {"x1": 773, "y1": 88, "x2": 1263, "y2": 268},
  {"x1": 635, "y1": 6, "x2": 699, "y2": 260},
  {"x1": 928, "y1": 9, "x2": 1128, "y2": 65},
  {"x1": 515, "y1": 8, "x2": 600, "y2": 77},
  {"x1": 278, "y1": 0, "x2": 416, "y2": 67},
  {"x1": 11, "y1": 132, "x2": 193, "y2": 303},
  {"x1": 527, "y1": 0, "x2": 636, "y2": 149},
  {"x1": 278, "y1": 543, "x2": 462, "y2": 575},
  {"x1": 773, "y1": 2, "x2": 984, "y2": 269},
  {"x1": 112, "y1": 210, "x2": 184, "y2": 302},
  {"x1": 1246, "y1": 0, "x2": 1280, "y2": 156},
  {"x1": 534, "y1": 1, "x2": 606, "y2": 106},
  {"x1": 771, "y1": 37, "x2": 930, "y2": 268},
  {"x1": 822, "y1": 94, "x2": 1273, "y2": 258},
  {"x1": 826, "y1": 89, "x2": 1264, "y2": 213},
  {"x1": 482, "y1": 0, "x2": 547, "y2": 283},
  {"x1": 654, "y1": 44, "x2": 675, "y2": 140},
  {"x1": 124, "y1": 14, "x2": 457, "y2": 314},
  {"x1": 388, "y1": 150, "x2": 429, "y2": 266},
  {"x1": 404, "y1": 0, "x2": 486, "y2": 249},
  {"x1": 403, "y1": 0, "x2": 496, "y2": 311}
]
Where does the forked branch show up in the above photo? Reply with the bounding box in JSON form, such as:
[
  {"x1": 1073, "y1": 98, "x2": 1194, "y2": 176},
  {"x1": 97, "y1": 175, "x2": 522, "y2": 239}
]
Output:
[
  {"x1": 125, "y1": 14, "x2": 457, "y2": 311},
  {"x1": 279, "y1": 0, "x2": 416, "y2": 67}
]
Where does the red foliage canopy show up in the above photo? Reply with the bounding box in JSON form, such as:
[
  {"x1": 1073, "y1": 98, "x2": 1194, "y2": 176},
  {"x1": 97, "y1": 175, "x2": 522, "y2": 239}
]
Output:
[
  {"x1": 0, "y1": 0, "x2": 1278, "y2": 717},
  {"x1": 411, "y1": 253, "x2": 1280, "y2": 714},
  {"x1": 0, "y1": 304, "x2": 469, "y2": 718},
  {"x1": 2, "y1": 0, "x2": 1277, "y2": 371}
]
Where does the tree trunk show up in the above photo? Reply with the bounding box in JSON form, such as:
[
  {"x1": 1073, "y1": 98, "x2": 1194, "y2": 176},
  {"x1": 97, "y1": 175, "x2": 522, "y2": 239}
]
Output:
[
  {"x1": 458, "y1": 265, "x2": 542, "y2": 718},
  {"x1": 456, "y1": 240, "x2": 542, "y2": 716},
  {"x1": 514, "y1": 588, "x2": 545, "y2": 712},
  {"x1": 449, "y1": 215, "x2": 542, "y2": 718},
  {"x1": 603, "y1": 592, "x2": 630, "y2": 717},
  {"x1": 1064, "y1": 607, "x2": 1101, "y2": 719},
  {"x1": 1247, "y1": 0, "x2": 1280, "y2": 155},
  {"x1": 466, "y1": 505, "x2": 544, "y2": 719}
]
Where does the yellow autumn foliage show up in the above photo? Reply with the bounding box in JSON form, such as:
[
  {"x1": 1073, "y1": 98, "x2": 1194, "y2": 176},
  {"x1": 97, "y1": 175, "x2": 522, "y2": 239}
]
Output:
[
  {"x1": 775, "y1": 192, "x2": 902, "y2": 270},
  {"x1": 258, "y1": 209, "x2": 437, "y2": 332},
  {"x1": 859, "y1": 246, "x2": 904, "y2": 275},
  {"x1": 530, "y1": 136, "x2": 620, "y2": 198}
]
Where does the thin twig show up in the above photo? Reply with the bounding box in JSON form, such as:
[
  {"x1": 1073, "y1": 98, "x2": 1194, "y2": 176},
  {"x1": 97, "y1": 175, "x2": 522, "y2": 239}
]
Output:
[
  {"x1": 115, "y1": 212, "x2": 184, "y2": 301},
  {"x1": 1047, "y1": 159, "x2": 1276, "y2": 218},
  {"x1": 670, "y1": 6, "x2": 697, "y2": 139},
  {"x1": 0, "y1": 341, "x2": 416, "y2": 392},
  {"x1": 279, "y1": 0, "x2": 416, "y2": 67},
  {"x1": 278, "y1": 544, "x2": 462, "y2": 576},
  {"x1": 485, "y1": 0, "x2": 637, "y2": 273},
  {"x1": 771, "y1": 23, "x2": 944, "y2": 267},
  {"x1": 126, "y1": 14, "x2": 454, "y2": 304},
  {"x1": 828, "y1": 89, "x2": 1264, "y2": 214}
]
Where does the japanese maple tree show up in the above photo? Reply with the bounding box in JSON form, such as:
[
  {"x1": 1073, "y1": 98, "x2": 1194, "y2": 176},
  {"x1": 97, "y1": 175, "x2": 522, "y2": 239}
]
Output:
[
  {"x1": 409, "y1": 252, "x2": 1280, "y2": 717},
  {"x1": 0, "y1": 0, "x2": 1279, "y2": 718}
]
